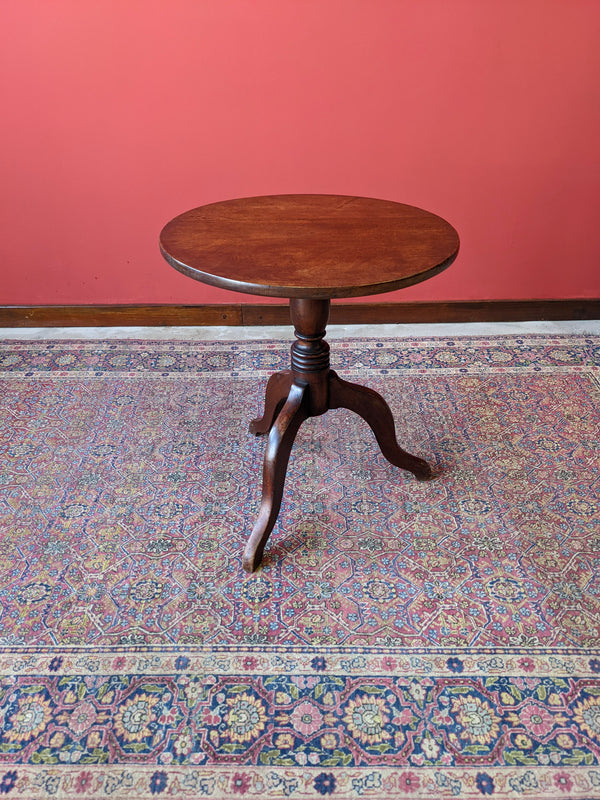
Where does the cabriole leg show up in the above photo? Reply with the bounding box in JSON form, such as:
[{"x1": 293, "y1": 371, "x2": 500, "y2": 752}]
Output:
[{"x1": 243, "y1": 382, "x2": 308, "y2": 572}]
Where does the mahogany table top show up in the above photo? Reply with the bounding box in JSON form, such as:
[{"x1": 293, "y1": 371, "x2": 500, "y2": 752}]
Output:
[{"x1": 159, "y1": 194, "x2": 459, "y2": 299}]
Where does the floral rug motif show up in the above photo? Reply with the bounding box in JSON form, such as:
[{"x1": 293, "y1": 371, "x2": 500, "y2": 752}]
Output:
[{"x1": 0, "y1": 334, "x2": 599, "y2": 799}]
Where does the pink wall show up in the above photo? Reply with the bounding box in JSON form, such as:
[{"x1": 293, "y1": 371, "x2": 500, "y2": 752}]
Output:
[{"x1": 2, "y1": 0, "x2": 599, "y2": 306}]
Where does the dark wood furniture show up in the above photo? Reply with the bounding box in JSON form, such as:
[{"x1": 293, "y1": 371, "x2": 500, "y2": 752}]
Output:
[{"x1": 160, "y1": 195, "x2": 459, "y2": 572}]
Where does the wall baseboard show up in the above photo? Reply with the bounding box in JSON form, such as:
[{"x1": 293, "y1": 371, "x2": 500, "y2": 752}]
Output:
[{"x1": 0, "y1": 300, "x2": 598, "y2": 328}]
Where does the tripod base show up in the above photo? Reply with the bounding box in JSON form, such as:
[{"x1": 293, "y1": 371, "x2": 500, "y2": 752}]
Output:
[{"x1": 242, "y1": 299, "x2": 431, "y2": 573}]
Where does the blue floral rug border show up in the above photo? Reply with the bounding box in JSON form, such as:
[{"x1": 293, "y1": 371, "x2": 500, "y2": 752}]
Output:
[{"x1": 1, "y1": 334, "x2": 599, "y2": 379}]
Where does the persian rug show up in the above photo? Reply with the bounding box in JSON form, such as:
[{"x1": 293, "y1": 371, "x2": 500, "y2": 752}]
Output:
[{"x1": 0, "y1": 334, "x2": 599, "y2": 800}]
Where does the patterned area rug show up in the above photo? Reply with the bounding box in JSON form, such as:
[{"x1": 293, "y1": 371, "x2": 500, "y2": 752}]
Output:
[{"x1": 0, "y1": 334, "x2": 599, "y2": 799}]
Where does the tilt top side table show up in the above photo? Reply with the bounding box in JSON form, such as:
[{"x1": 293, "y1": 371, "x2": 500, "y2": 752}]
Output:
[{"x1": 159, "y1": 194, "x2": 459, "y2": 572}]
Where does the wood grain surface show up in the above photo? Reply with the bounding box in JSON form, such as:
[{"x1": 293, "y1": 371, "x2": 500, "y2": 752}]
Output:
[{"x1": 159, "y1": 194, "x2": 460, "y2": 299}]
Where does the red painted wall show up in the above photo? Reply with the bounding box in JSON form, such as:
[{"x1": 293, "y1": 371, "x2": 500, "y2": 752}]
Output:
[{"x1": 2, "y1": 0, "x2": 599, "y2": 306}]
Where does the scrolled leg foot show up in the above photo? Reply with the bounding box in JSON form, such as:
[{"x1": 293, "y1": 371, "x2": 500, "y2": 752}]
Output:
[
  {"x1": 328, "y1": 370, "x2": 432, "y2": 480},
  {"x1": 243, "y1": 382, "x2": 308, "y2": 572}
]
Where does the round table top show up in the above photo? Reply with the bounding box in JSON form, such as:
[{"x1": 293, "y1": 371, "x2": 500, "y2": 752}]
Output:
[{"x1": 159, "y1": 194, "x2": 459, "y2": 299}]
